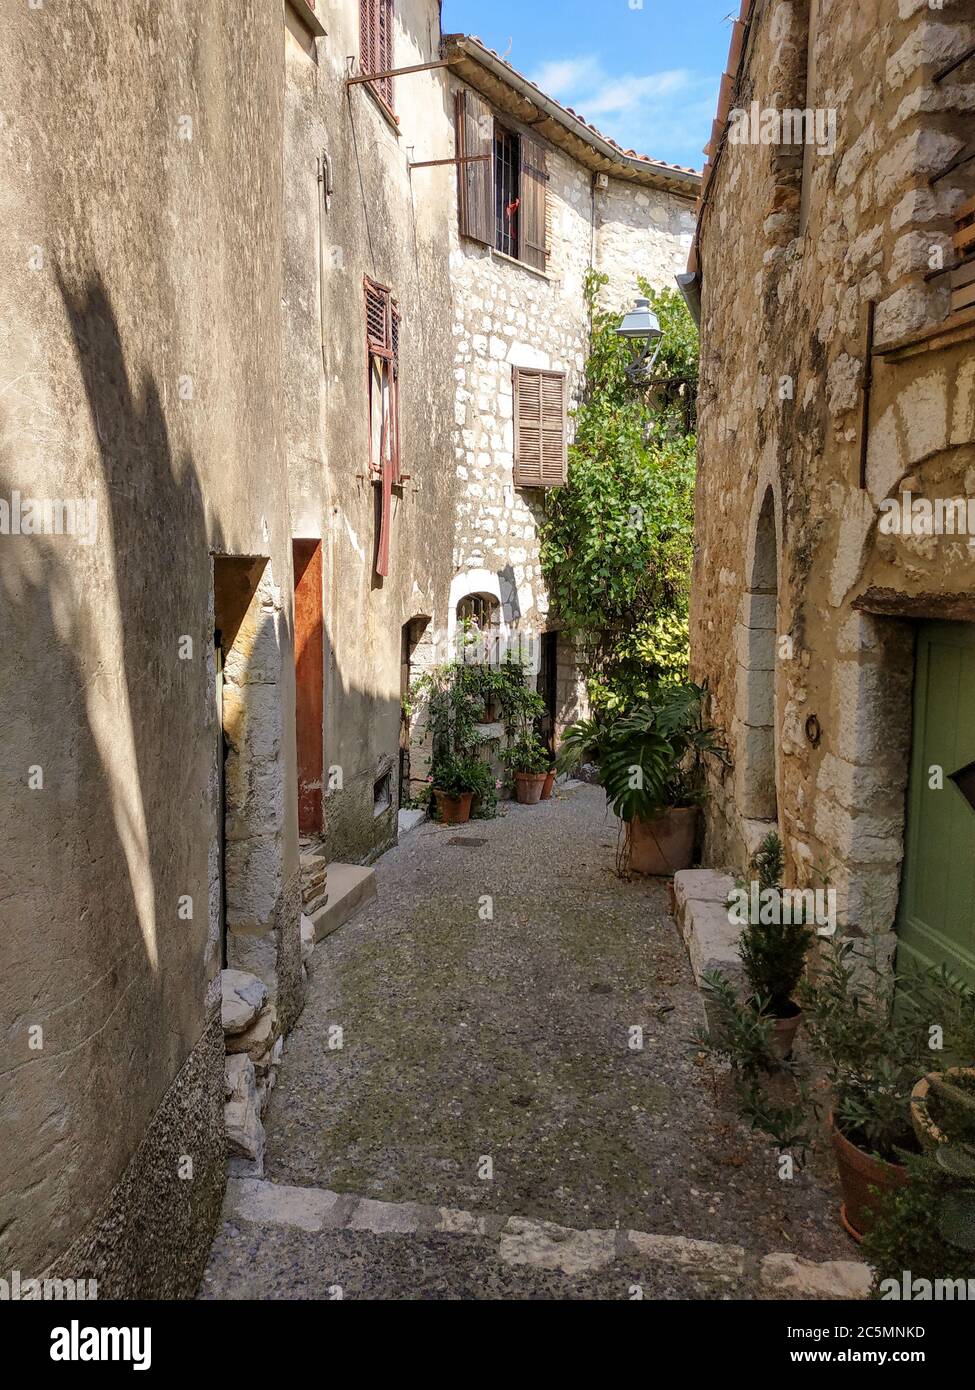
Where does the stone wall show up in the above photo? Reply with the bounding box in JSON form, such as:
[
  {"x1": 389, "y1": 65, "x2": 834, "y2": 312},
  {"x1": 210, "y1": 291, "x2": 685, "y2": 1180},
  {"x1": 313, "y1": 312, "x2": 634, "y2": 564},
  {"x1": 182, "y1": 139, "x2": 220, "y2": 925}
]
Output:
[
  {"x1": 447, "y1": 78, "x2": 697, "y2": 724},
  {"x1": 0, "y1": 0, "x2": 300, "y2": 1297},
  {"x1": 692, "y1": 0, "x2": 975, "y2": 952}
]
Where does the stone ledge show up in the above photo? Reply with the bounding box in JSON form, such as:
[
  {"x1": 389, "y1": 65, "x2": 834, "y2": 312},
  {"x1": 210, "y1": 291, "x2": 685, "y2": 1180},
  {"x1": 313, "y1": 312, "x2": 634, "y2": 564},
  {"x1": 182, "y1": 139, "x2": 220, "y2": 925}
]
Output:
[
  {"x1": 307, "y1": 862, "x2": 377, "y2": 942},
  {"x1": 672, "y1": 869, "x2": 743, "y2": 1029}
]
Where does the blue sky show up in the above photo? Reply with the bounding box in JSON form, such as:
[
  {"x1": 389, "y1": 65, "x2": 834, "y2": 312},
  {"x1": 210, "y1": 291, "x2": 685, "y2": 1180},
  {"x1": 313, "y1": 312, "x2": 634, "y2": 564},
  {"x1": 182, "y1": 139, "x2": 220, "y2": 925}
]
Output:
[{"x1": 441, "y1": 0, "x2": 733, "y2": 170}]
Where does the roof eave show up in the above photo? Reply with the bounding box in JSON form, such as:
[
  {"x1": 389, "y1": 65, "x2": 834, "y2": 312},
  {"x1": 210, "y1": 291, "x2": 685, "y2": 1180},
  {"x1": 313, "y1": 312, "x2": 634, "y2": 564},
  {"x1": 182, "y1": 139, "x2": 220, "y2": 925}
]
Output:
[{"x1": 442, "y1": 35, "x2": 701, "y2": 200}]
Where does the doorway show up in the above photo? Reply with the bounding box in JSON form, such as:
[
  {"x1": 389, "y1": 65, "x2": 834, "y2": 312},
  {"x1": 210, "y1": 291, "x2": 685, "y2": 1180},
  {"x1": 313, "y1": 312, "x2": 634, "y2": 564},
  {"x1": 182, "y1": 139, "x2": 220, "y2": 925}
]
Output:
[
  {"x1": 293, "y1": 540, "x2": 324, "y2": 835},
  {"x1": 896, "y1": 621, "x2": 975, "y2": 986}
]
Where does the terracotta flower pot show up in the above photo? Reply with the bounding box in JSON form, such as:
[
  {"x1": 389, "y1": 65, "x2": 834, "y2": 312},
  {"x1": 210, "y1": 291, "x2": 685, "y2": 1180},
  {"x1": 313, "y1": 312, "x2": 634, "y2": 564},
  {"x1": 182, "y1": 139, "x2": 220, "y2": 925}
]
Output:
[
  {"x1": 769, "y1": 1002, "x2": 803, "y2": 1061},
  {"x1": 540, "y1": 769, "x2": 557, "y2": 800},
  {"x1": 514, "y1": 772, "x2": 547, "y2": 805},
  {"x1": 433, "y1": 789, "x2": 473, "y2": 825},
  {"x1": 829, "y1": 1114, "x2": 909, "y2": 1243},
  {"x1": 628, "y1": 806, "x2": 699, "y2": 876},
  {"x1": 911, "y1": 1068, "x2": 975, "y2": 1152}
]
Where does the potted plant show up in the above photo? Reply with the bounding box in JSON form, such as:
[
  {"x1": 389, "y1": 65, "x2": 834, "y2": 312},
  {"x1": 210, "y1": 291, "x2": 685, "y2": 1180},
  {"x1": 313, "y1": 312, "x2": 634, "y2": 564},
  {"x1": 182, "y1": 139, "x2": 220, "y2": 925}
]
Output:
[
  {"x1": 731, "y1": 833, "x2": 816, "y2": 1060},
  {"x1": 540, "y1": 757, "x2": 558, "y2": 801},
  {"x1": 863, "y1": 1075, "x2": 975, "y2": 1292},
  {"x1": 430, "y1": 754, "x2": 484, "y2": 826},
  {"x1": 912, "y1": 1069, "x2": 975, "y2": 1152},
  {"x1": 558, "y1": 682, "x2": 726, "y2": 876},
  {"x1": 799, "y1": 939, "x2": 935, "y2": 1242},
  {"x1": 504, "y1": 735, "x2": 551, "y2": 805}
]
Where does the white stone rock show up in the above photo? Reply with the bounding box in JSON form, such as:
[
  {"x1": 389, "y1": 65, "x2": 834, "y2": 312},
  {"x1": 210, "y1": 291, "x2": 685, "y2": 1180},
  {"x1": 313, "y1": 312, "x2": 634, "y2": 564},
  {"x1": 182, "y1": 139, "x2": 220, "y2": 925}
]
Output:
[{"x1": 221, "y1": 969, "x2": 268, "y2": 1037}]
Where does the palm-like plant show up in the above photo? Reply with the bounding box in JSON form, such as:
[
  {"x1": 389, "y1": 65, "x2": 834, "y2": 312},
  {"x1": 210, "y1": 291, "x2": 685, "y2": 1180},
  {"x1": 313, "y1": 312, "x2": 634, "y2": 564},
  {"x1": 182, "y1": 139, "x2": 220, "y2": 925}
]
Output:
[{"x1": 558, "y1": 682, "x2": 727, "y2": 822}]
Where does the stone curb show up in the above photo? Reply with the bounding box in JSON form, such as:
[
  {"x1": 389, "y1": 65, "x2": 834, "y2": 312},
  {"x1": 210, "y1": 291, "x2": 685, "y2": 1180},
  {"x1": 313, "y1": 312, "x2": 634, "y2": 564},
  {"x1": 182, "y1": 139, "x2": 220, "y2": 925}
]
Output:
[{"x1": 223, "y1": 1178, "x2": 870, "y2": 1297}]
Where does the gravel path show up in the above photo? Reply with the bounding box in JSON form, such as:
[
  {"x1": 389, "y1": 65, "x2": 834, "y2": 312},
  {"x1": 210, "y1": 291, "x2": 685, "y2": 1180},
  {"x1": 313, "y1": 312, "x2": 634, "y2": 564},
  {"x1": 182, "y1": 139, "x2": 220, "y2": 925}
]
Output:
[{"x1": 202, "y1": 784, "x2": 860, "y2": 1300}]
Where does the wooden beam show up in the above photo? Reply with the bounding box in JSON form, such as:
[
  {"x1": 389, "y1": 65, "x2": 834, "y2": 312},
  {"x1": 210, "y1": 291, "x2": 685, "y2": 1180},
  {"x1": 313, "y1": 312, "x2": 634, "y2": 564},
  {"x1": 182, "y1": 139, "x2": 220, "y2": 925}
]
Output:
[{"x1": 346, "y1": 58, "x2": 455, "y2": 86}]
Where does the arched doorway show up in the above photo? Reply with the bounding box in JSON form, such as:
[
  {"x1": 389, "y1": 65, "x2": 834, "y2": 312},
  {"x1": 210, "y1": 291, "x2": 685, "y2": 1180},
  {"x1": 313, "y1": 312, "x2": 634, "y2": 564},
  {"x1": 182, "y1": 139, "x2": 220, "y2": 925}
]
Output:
[{"x1": 737, "y1": 488, "x2": 779, "y2": 825}]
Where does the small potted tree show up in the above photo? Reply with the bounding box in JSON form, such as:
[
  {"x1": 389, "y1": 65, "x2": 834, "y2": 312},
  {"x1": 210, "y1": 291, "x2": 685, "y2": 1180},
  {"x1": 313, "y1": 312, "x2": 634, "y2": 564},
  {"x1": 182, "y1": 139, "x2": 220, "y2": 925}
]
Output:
[
  {"x1": 731, "y1": 833, "x2": 816, "y2": 1059},
  {"x1": 504, "y1": 735, "x2": 551, "y2": 805},
  {"x1": 430, "y1": 754, "x2": 484, "y2": 825},
  {"x1": 799, "y1": 939, "x2": 933, "y2": 1241}
]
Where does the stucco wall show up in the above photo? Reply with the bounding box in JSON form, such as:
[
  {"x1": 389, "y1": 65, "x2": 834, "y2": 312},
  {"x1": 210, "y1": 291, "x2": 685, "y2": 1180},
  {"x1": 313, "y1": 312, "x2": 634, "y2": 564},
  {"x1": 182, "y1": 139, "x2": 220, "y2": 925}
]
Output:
[
  {"x1": 283, "y1": 0, "x2": 458, "y2": 861},
  {"x1": 0, "y1": 0, "x2": 298, "y2": 1295},
  {"x1": 692, "y1": 0, "x2": 975, "y2": 949}
]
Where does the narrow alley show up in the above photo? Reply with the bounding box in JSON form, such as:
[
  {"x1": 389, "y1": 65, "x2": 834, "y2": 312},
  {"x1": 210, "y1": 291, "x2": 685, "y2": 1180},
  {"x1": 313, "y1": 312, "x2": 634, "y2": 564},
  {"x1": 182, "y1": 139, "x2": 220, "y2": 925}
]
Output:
[{"x1": 201, "y1": 786, "x2": 861, "y2": 1301}]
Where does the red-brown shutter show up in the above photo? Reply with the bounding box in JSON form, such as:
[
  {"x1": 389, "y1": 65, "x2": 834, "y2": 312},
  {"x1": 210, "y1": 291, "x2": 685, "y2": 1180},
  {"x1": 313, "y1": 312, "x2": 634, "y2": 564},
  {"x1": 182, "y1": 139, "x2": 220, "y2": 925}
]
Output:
[
  {"x1": 390, "y1": 302, "x2": 402, "y2": 482},
  {"x1": 365, "y1": 277, "x2": 390, "y2": 354},
  {"x1": 455, "y1": 88, "x2": 494, "y2": 246},
  {"x1": 513, "y1": 368, "x2": 566, "y2": 487},
  {"x1": 359, "y1": 0, "x2": 376, "y2": 74},
  {"x1": 377, "y1": 0, "x2": 394, "y2": 110},
  {"x1": 519, "y1": 134, "x2": 548, "y2": 271}
]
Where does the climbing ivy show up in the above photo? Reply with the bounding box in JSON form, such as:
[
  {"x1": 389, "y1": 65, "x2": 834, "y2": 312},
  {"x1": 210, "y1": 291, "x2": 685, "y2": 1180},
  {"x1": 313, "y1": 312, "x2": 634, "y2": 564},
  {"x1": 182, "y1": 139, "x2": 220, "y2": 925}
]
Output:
[{"x1": 539, "y1": 270, "x2": 698, "y2": 713}]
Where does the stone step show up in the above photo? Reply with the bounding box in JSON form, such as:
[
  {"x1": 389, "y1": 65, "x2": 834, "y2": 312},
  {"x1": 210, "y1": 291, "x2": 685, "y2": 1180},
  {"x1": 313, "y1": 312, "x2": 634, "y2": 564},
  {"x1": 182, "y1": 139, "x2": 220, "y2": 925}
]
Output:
[
  {"x1": 303, "y1": 889, "x2": 330, "y2": 918},
  {"x1": 307, "y1": 862, "x2": 377, "y2": 943}
]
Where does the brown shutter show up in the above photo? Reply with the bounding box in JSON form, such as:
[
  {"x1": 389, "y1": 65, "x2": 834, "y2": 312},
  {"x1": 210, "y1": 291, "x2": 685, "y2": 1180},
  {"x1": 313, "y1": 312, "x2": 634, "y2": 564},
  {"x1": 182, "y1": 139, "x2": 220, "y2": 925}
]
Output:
[
  {"x1": 519, "y1": 134, "x2": 548, "y2": 271},
  {"x1": 513, "y1": 368, "x2": 566, "y2": 488},
  {"x1": 359, "y1": 0, "x2": 376, "y2": 74},
  {"x1": 378, "y1": 0, "x2": 394, "y2": 110},
  {"x1": 455, "y1": 88, "x2": 494, "y2": 246}
]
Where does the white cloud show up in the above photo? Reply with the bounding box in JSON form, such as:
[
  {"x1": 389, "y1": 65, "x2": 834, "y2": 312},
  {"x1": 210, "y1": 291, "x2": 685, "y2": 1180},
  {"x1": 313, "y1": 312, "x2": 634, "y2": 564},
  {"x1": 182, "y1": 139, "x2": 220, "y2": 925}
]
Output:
[
  {"x1": 527, "y1": 53, "x2": 717, "y2": 167},
  {"x1": 530, "y1": 57, "x2": 604, "y2": 97}
]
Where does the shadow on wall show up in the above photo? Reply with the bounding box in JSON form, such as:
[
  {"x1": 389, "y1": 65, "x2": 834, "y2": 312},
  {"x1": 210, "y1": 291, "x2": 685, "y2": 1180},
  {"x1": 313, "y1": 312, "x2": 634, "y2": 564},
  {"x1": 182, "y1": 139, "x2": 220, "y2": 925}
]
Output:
[{"x1": 0, "y1": 271, "x2": 226, "y2": 1293}]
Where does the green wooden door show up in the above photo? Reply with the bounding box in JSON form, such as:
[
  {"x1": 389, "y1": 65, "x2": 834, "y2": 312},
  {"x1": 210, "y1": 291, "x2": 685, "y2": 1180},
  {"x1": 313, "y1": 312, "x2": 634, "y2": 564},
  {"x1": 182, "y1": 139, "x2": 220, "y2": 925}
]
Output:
[{"x1": 897, "y1": 621, "x2": 975, "y2": 987}]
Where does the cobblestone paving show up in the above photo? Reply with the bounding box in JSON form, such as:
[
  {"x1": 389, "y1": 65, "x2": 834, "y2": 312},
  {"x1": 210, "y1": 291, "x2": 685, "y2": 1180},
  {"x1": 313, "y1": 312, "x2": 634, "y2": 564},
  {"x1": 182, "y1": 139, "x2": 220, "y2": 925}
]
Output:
[{"x1": 202, "y1": 785, "x2": 864, "y2": 1300}]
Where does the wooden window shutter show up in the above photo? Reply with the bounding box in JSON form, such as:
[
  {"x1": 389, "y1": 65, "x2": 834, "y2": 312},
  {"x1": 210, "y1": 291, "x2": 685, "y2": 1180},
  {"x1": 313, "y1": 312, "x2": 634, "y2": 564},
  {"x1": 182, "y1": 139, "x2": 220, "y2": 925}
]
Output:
[
  {"x1": 513, "y1": 368, "x2": 566, "y2": 487},
  {"x1": 519, "y1": 134, "x2": 548, "y2": 271},
  {"x1": 359, "y1": 0, "x2": 376, "y2": 72},
  {"x1": 455, "y1": 88, "x2": 494, "y2": 245},
  {"x1": 377, "y1": 0, "x2": 394, "y2": 110}
]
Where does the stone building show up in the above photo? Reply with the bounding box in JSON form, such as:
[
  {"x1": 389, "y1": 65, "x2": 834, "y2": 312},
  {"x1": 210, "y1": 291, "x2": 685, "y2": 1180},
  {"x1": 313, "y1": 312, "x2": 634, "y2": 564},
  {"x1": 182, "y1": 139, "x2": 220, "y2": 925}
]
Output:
[
  {"x1": 0, "y1": 0, "x2": 698, "y2": 1299},
  {"x1": 442, "y1": 35, "x2": 699, "y2": 750},
  {"x1": 687, "y1": 0, "x2": 975, "y2": 984}
]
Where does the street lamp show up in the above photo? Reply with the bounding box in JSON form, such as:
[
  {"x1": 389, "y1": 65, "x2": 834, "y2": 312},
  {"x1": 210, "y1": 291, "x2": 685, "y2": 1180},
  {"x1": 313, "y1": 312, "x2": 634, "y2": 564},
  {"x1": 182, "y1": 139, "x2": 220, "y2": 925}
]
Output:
[{"x1": 616, "y1": 296, "x2": 663, "y2": 382}]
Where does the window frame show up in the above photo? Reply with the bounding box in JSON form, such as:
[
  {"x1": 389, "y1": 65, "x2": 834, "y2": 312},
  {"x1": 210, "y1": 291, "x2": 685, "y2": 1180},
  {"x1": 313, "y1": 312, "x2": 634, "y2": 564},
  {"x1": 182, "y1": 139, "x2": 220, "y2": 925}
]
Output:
[{"x1": 364, "y1": 276, "x2": 401, "y2": 484}]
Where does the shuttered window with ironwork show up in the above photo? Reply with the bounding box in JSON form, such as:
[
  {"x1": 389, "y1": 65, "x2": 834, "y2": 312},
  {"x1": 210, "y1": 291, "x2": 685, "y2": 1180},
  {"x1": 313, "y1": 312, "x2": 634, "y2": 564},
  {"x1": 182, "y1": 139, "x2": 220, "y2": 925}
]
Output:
[
  {"x1": 364, "y1": 276, "x2": 400, "y2": 484},
  {"x1": 512, "y1": 368, "x2": 567, "y2": 488},
  {"x1": 454, "y1": 90, "x2": 548, "y2": 272},
  {"x1": 359, "y1": 0, "x2": 395, "y2": 112}
]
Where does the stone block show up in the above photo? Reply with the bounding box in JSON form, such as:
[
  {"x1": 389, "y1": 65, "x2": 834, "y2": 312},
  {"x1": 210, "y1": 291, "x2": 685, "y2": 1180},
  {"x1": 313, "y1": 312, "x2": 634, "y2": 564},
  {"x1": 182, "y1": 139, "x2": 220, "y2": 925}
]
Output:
[
  {"x1": 221, "y1": 969, "x2": 268, "y2": 1037},
  {"x1": 307, "y1": 863, "x2": 377, "y2": 942}
]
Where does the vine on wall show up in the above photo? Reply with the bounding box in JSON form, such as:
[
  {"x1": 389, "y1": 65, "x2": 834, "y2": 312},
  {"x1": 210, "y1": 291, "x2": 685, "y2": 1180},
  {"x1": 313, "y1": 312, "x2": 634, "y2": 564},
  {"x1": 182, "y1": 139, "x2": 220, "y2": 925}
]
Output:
[{"x1": 539, "y1": 270, "x2": 699, "y2": 714}]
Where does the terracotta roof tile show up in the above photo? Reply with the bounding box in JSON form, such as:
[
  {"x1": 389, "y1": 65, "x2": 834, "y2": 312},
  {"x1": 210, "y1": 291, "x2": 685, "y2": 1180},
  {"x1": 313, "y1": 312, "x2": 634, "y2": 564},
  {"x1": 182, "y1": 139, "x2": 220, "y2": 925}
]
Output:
[{"x1": 455, "y1": 34, "x2": 701, "y2": 178}]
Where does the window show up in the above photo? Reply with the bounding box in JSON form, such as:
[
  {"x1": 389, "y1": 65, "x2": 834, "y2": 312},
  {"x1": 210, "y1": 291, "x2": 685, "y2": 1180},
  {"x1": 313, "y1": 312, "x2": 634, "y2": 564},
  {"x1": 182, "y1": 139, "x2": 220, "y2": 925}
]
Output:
[
  {"x1": 364, "y1": 277, "x2": 401, "y2": 577},
  {"x1": 512, "y1": 368, "x2": 567, "y2": 487},
  {"x1": 495, "y1": 126, "x2": 520, "y2": 258},
  {"x1": 373, "y1": 770, "x2": 392, "y2": 815},
  {"x1": 455, "y1": 89, "x2": 548, "y2": 272},
  {"x1": 456, "y1": 595, "x2": 502, "y2": 665},
  {"x1": 364, "y1": 277, "x2": 400, "y2": 483},
  {"x1": 359, "y1": 0, "x2": 395, "y2": 113}
]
